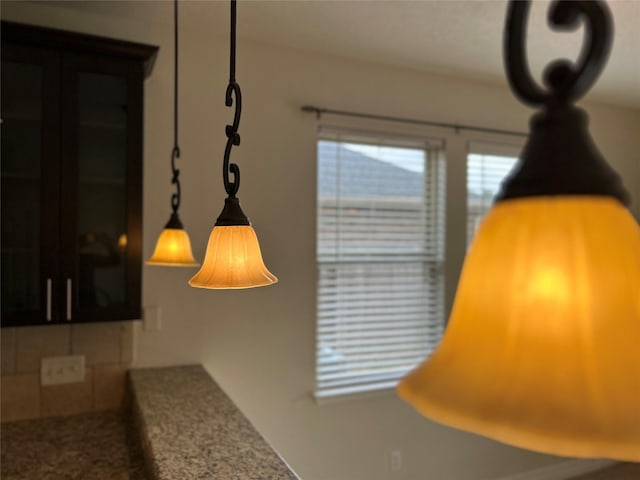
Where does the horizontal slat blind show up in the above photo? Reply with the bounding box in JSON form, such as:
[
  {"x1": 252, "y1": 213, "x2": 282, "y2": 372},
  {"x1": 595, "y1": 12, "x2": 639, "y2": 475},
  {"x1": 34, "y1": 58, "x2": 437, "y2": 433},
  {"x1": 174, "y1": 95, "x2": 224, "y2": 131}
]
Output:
[
  {"x1": 316, "y1": 131, "x2": 445, "y2": 398},
  {"x1": 467, "y1": 146, "x2": 520, "y2": 246}
]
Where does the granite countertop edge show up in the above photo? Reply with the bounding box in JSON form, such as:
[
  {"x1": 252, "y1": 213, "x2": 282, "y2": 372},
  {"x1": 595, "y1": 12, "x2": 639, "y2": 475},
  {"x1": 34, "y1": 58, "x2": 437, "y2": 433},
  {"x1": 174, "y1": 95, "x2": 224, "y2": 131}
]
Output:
[{"x1": 129, "y1": 364, "x2": 299, "y2": 480}]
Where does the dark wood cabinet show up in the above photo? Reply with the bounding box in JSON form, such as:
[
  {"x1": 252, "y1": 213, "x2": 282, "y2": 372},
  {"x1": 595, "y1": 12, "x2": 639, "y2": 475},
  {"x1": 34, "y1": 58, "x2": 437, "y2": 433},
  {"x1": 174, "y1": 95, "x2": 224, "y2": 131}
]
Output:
[{"x1": 1, "y1": 22, "x2": 158, "y2": 327}]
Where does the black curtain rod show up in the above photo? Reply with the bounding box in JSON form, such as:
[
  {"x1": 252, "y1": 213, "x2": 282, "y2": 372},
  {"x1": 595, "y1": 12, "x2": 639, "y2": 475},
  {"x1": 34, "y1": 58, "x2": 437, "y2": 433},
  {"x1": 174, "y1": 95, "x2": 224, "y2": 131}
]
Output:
[{"x1": 301, "y1": 105, "x2": 527, "y2": 138}]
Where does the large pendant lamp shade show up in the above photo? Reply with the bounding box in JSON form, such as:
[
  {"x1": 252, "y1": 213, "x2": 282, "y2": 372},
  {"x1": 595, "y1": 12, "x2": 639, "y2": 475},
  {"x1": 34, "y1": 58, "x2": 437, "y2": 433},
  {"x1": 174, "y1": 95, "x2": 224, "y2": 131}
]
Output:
[
  {"x1": 189, "y1": 198, "x2": 277, "y2": 289},
  {"x1": 399, "y1": 197, "x2": 640, "y2": 460},
  {"x1": 189, "y1": 0, "x2": 276, "y2": 289},
  {"x1": 147, "y1": 0, "x2": 198, "y2": 267},
  {"x1": 398, "y1": 0, "x2": 640, "y2": 461},
  {"x1": 188, "y1": 224, "x2": 277, "y2": 289}
]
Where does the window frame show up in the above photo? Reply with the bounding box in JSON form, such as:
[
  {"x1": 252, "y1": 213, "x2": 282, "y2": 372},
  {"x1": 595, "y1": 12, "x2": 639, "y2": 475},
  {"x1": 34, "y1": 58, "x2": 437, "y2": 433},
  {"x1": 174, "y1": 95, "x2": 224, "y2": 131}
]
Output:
[
  {"x1": 466, "y1": 141, "x2": 522, "y2": 246},
  {"x1": 314, "y1": 127, "x2": 446, "y2": 400}
]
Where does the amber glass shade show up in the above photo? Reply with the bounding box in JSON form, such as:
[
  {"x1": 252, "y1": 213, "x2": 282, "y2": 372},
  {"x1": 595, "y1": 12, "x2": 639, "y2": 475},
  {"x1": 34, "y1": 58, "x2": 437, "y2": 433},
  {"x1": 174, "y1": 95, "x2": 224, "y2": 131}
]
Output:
[
  {"x1": 146, "y1": 228, "x2": 199, "y2": 267},
  {"x1": 188, "y1": 225, "x2": 277, "y2": 289},
  {"x1": 398, "y1": 196, "x2": 640, "y2": 461}
]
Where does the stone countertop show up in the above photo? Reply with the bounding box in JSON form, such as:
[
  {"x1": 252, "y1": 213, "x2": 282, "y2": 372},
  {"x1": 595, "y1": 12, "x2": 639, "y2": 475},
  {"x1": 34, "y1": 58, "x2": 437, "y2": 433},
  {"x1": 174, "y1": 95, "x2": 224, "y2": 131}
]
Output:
[
  {"x1": 129, "y1": 365, "x2": 299, "y2": 480},
  {"x1": 0, "y1": 410, "x2": 147, "y2": 480}
]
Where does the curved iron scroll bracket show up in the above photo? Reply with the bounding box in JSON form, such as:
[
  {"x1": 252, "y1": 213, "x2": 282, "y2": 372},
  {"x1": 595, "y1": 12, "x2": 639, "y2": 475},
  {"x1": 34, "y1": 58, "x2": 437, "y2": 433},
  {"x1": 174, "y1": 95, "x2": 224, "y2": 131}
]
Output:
[
  {"x1": 170, "y1": 146, "x2": 181, "y2": 214},
  {"x1": 214, "y1": 0, "x2": 250, "y2": 227},
  {"x1": 223, "y1": 81, "x2": 242, "y2": 197},
  {"x1": 505, "y1": 0, "x2": 613, "y2": 108}
]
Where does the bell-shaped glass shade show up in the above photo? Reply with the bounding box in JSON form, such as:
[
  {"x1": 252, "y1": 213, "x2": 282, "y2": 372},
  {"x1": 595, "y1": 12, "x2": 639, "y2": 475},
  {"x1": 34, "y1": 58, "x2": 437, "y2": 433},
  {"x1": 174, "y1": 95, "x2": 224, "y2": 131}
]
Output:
[
  {"x1": 398, "y1": 196, "x2": 640, "y2": 461},
  {"x1": 146, "y1": 227, "x2": 199, "y2": 267},
  {"x1": 188, "y1": 225, "x2": 277, "y2": 289}
]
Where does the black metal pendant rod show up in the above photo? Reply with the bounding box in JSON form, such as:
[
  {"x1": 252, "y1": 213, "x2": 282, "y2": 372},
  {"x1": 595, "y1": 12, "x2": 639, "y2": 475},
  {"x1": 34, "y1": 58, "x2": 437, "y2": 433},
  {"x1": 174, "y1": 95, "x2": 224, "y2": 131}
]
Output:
[
  {"x1": 213, "y1": 0, "x2": 250, "y2": 227},
  {"x1": 229, "y1": 0, "x2": 236, "y2": 83},
  {"x1": 170, "y1": 0, "x2": 181, "y2": 216},
  {"x1": 301, "y1": 105, "x2": 527, "y2": 138},
  {"x1": 222, "y1": 0, "x2": 241, "y2": 197}
]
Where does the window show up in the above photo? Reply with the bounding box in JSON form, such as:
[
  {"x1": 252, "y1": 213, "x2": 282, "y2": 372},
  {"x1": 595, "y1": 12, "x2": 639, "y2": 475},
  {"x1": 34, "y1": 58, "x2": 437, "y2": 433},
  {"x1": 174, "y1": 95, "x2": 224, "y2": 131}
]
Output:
[
  {"x1": 316, "y1": 129, "x2": 445, "y2": 398},
  {"x1": 467, "y1": 143, "x2": 520, "y2": 245}
]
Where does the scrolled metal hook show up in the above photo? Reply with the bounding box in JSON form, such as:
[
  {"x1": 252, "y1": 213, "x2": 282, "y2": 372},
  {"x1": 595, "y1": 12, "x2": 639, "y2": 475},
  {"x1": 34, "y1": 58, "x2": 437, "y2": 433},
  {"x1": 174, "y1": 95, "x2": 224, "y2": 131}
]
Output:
[
  {"x1": 222, "y1": 81, "x2": 242, "y2": 197},
  {"x1": 504, "y1": 0, "x2": 612, "y2": 108},
  {"x1": 170, "y1": 146, "x2": 181, "y2": 214},
  {"x1": 225, "y1": 82, "x2": 242, "y2": 132}
]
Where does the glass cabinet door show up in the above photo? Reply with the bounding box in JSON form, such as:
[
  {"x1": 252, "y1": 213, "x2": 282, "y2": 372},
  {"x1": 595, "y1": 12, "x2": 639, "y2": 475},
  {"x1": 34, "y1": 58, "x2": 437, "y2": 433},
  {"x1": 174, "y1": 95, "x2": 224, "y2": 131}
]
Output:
[
  {"x1": 76, "y1": 72, "x2": 128, "y2": 310},
  {"x1": 61, "y1": 55, "x2": 142, "y2": 322},
  {"x1": 1, "y1": 47, "x2": 60, "y2": 325}
]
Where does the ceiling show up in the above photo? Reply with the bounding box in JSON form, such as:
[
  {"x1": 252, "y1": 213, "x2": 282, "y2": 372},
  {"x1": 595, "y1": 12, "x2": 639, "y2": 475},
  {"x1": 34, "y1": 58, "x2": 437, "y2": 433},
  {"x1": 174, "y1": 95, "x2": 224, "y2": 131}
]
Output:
[{"x1": 39, "y1": 0, "x2": 640, "y2": 108}]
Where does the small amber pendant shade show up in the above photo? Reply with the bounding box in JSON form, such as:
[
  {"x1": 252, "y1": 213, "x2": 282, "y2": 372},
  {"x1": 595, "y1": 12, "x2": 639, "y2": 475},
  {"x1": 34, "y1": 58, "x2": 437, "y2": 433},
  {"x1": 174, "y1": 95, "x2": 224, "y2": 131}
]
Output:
[
  {"x1": 188, "y1": 225, "x2": 277, "y2": 289},
  {"x1": 146, "y1": 228, "x2": 199, "y2": 266},
  {"x1": 397, "y1": 196, "x2": 640, "y2": 461},
  {"x1": 146, "y1": 214, "x2": 199, "y2": 267}
]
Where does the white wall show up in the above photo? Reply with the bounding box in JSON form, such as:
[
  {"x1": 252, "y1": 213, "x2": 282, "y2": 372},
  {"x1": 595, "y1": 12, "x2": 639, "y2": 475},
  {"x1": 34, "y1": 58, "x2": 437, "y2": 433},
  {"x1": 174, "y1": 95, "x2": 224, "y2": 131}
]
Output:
[{"x1": 3, "y1": 2, "x2": 639, "y2": 479}]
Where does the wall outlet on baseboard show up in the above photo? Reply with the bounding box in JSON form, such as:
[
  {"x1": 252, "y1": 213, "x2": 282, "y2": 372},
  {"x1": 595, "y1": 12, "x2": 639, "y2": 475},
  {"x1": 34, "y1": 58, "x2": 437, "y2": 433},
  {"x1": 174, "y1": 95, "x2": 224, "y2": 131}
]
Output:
[{"x1": 41, "y1": 355, "x2": 85, "y2": 386}]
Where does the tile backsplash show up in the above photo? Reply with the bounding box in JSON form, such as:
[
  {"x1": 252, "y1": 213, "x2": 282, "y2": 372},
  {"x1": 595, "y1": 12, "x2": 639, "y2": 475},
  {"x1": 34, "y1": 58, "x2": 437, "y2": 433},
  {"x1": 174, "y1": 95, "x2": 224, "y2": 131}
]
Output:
[{"x1": 1, "y1": 321, "x2": 135, "y2": 422}]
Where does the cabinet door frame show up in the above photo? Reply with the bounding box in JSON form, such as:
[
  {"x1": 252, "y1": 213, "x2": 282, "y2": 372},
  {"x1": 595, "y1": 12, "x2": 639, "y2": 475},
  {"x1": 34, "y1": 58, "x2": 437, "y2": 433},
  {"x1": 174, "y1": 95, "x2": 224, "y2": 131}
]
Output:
[
  {"x1": 1, "y1": 45, "x2": 62, "y2": 326},
  {"x1": 60, "y1": 53, "x2": 143, "y2": 323},
  {"x1": 1, "y1": 21, "x2": 156, "y2": 328}
]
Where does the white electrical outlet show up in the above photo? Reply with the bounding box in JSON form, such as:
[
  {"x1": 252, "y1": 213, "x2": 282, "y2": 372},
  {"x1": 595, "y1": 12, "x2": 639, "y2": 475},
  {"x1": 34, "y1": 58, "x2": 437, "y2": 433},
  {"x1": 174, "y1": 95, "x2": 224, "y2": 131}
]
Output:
[{"x1": 41, "y1": 355, "x2": 85, "y2": 386}]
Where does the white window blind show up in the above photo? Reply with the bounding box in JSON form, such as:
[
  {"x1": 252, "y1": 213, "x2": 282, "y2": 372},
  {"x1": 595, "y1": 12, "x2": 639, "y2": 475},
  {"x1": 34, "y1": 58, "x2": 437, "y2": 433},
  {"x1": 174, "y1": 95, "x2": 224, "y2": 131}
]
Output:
[
  {"x1": 316, "y1": 129, "x2": 445, "y2": 399},
  {"x1": 467, "y1": 143, "x2": 520, "y2": 246}
]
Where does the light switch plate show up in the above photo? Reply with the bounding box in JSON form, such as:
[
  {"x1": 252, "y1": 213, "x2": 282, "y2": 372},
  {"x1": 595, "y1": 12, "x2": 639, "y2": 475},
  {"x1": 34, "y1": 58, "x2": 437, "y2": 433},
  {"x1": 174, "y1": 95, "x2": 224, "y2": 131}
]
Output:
[
  {"x1": 388, "y1": 449, "x2": 403, "y2": 472},
  {"x1": 143, "y1": 305, "x2": 162, "y2": 332},
  {"x1": 41, "y1": 355, "x2": 85, "y2": 386}
]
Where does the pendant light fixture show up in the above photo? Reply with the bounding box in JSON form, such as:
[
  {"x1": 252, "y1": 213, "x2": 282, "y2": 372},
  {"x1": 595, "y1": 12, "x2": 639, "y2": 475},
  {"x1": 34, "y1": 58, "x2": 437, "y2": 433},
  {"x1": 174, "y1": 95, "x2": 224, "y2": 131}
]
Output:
[
  {"x1": 189, "y1": 0, "x2": 277, "y2": 289},
  {"x1": 398, "y1": 0, "x2": 640, "y2": 461},
  {"x1": 147, "y1": 0, "x2": 199, "y2": 267}
]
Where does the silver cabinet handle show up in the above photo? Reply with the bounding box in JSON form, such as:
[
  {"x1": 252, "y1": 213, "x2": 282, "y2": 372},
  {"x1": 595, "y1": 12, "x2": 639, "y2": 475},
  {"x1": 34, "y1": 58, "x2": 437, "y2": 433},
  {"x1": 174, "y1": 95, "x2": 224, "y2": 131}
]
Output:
[
  {"x1": 66, "y1": 278, "x2": 72, "y2": 321},
  {"x1": 46, "y1": 278, "x2": 52, "y2": 321}
]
